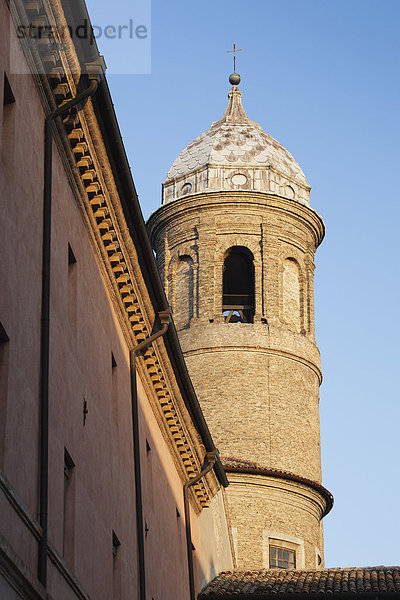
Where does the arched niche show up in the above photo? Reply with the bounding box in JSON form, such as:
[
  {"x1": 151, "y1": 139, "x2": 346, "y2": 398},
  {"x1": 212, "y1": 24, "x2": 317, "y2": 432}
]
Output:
[
  {"x1": 174, "y1": 255, "x2": 194, "y2": 330},
  {"x1": 282, "y1": 258, "x2": 302, "y2": 332}
]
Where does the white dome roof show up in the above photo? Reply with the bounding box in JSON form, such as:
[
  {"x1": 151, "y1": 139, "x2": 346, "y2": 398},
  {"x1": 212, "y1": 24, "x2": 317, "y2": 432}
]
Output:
[{"x1": 162, "y1": 83, "x2": 311, "y2": 206}]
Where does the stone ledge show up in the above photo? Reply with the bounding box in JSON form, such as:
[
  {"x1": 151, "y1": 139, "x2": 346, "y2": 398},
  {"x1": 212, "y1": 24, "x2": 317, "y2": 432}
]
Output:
[
  {"x1": 0, "y1": 531, "x2": 45, "y2": 600},
  {"x1": 222, "y1": 458, "x2": 333, "y2": 518},
  {"x1": 179, "y1": 323, "x2": 322, "y2": 382}
]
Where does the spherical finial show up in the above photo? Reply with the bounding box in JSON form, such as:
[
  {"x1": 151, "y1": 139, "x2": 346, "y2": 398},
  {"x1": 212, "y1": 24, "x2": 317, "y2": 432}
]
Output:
[{"x1": 229, "y1": 72, "x2": 241, "y2": 86}]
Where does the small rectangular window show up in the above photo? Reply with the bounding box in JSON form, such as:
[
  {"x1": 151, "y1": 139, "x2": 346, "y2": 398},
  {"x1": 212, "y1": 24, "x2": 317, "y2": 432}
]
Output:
[
  {"x1": 2, "y1": 73, "x2": 16, "y2": 174},
  {"x1": 111, "y1": 352, "x2": 118, "y2": 425},
  {"x1": 112, "y1": 531, "x2": 121, "y2": 599},
  {"x1": 68, "y1": 243, "x2": 76, "y2": 265},
  {"x1": 145, "y1": 436, "x2": 154, "y2": 510},
  {"x1": 3, "y1": 74, "x2": 15, "y2": 106},
  {"x1": 112, "y1": 530, "x2": 120, "y2": 558},
  {"x1": 63, "y1": 448, "x2": 76, "y2": 565},
  {"x1": 68, "y1": 243, "x2": 77, "y2": 329},
  {"x1": 269, "y1": 545, "x2": 295, "y2": 569},
  {"x1": 0, "y1": 322, "x2": 10, "y2": 470}
]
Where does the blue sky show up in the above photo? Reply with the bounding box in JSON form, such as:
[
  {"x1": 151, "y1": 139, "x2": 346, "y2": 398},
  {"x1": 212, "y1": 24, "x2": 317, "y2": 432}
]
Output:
[{"x1": 85, "y1": 0, "x2": 400, "y2": 568}]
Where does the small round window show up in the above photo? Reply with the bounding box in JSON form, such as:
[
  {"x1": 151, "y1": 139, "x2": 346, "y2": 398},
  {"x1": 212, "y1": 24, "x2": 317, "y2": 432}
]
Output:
[
  {"x1": 181, "y1": 182, "x2": 192, "y2": 195},
  {"x1": 231, "y1": 173, "x2": 247, "y2": 186},
  {"x1": 286, "y1": 185, "x2": 295, "y2": 199}
]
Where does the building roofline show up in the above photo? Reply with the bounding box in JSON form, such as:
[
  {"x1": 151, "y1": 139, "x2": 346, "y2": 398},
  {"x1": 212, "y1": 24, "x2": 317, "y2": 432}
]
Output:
[
  {"x1": 61, "y1": 0, "x2": 228, "y2": 489},
  {"x1": 221, "y1": 457, "x2": 333, "y2": 516},
  {"x1": 200, "y1": 591, "x2": 400, "y2": 600},
  {"x1": 199, "y1": 567, "x2": 400, "y2": 600}
]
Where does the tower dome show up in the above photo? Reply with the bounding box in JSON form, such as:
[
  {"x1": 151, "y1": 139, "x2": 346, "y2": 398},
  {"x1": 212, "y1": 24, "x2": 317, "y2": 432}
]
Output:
[{"x1": 163, "y1": 78, "x2": 310, "y2": 205}]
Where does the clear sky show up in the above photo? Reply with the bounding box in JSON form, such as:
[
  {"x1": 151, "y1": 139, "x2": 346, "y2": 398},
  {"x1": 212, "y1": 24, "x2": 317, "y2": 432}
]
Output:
[{"x1": 85, "y1": 0, "x2": 400, "y2": 568}]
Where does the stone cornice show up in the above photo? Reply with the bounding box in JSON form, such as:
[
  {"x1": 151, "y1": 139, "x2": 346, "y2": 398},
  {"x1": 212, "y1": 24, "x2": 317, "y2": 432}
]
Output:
[
  {"x1": 148, "y1": 191, "x2": 325, "y2": 250},
  {"x1": 179, "y1": 322, "x2": 322, "y2": 382},
  {"x1": 222, "y1": 459, "x2": 333, "y2": 518},
  {"x1": 183, "y1": 345, "x2": 322, "y2": 384},
  {"x1": 11, "y1": 0, "x2": 217, "y2": 508}
]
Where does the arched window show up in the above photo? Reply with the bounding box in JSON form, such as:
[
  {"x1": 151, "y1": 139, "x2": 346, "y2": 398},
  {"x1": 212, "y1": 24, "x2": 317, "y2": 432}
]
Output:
[{"x1": 223, "y1": 247, "x2": 255, "y2": 323}]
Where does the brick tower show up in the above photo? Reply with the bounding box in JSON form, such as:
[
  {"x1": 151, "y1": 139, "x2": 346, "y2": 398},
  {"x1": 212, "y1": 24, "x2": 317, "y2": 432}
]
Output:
[{"x1": 147, "y1": 74, "x2": 333, "y2": 570}]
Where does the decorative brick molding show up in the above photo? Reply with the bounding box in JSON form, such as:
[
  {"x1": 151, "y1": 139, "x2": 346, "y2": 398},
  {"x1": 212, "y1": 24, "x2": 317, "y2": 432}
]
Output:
[{"x1": 10, "y1": 0, "x2": 217, "y2": 509}]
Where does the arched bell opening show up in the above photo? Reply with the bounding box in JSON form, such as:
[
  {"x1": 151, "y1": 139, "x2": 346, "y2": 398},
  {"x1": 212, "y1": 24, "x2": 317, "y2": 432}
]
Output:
[{"x1": 222, "y1": 246, "x2": 255, "y2": 323}]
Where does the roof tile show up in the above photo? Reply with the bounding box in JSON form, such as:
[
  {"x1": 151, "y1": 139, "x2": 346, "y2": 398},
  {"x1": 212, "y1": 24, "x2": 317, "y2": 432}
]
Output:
[{"x1": 199, "y1": 568, "x2": 400, "y2": 598}]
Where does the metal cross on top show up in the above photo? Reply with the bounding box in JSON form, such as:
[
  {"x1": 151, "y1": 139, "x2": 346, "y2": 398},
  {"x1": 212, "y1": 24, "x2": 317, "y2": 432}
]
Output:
[{"x1": 226, "y1": 43, "x2": 242, "y2": 72}]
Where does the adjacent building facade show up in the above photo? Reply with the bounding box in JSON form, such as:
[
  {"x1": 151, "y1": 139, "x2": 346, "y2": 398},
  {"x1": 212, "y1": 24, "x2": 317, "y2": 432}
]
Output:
[{"x1": 0, "y1": 0, "x2": 233, "y2": 598}]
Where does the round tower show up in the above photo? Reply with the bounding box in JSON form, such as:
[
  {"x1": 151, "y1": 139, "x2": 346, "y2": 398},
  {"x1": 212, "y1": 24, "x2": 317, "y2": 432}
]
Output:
[{"x1": 147, "y1": 76, "x2": 333, "y2": 570}]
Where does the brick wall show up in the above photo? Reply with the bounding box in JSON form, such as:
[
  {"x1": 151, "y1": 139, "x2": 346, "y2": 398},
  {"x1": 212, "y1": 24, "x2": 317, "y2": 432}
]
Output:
[{"x1": 148, "y1": 191, "x2": 329, "y2": 569}]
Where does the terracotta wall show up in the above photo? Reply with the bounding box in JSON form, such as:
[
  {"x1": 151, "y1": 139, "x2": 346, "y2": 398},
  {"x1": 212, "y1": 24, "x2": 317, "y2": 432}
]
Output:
[{"x1": 0, "y1": 1, "x2": 230, "y2": 597}]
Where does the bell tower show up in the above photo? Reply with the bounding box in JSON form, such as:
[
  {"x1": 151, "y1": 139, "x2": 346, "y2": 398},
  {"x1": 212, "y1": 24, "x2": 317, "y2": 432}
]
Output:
[{"x1": 147, "y1": 73, "x2": 333, "y2": 570}]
